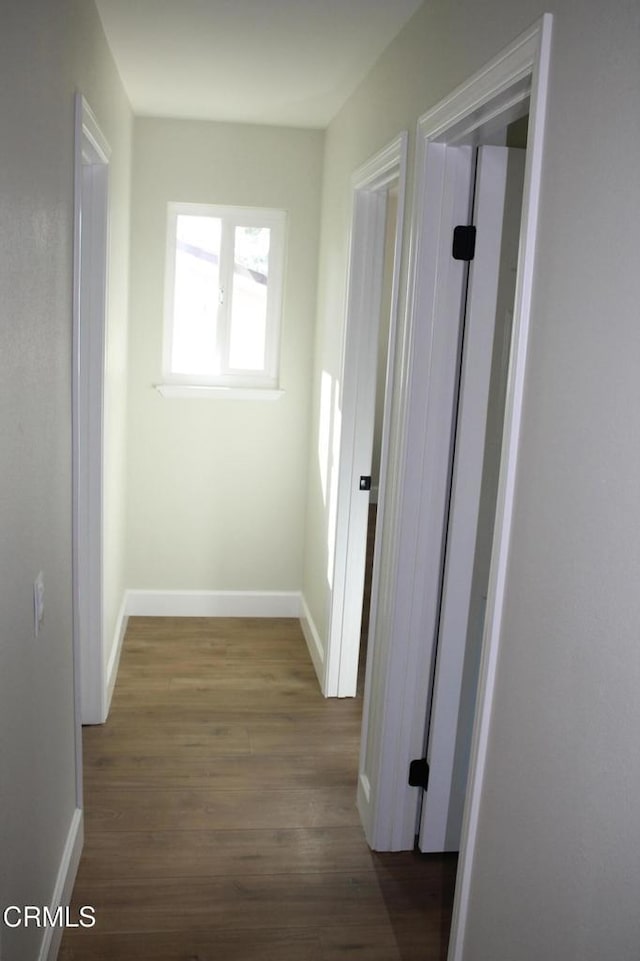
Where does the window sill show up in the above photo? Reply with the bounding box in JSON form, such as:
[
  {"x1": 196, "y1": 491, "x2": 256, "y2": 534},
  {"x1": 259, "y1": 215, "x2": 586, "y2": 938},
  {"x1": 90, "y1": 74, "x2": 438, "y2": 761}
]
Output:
[{"x1": 155, "y1": 384, "x2": 285, "y2": 401}]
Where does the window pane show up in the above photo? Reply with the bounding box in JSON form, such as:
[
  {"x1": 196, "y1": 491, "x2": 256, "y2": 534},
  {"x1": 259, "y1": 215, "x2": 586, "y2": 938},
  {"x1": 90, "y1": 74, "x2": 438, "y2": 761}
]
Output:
[
  {"x1": 228, "y1": 226, "x2": 270, "y2": 371},
  {"x1": 171, "y1": 215, "x2": 221, "y2": 375}
]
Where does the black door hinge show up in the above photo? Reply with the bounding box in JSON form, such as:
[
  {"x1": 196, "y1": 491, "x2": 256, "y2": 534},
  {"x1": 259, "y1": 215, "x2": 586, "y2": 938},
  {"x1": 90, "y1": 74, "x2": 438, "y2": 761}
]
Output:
[
  {"x1": 452, "y1": 224, "x2": 476, "y2": 261},
  {"x1": 359, "y1": 476, "x2": 372, "y2": 491},
  {"x1": 408, "y1": 757, "x2": 430, "y2": 790}
]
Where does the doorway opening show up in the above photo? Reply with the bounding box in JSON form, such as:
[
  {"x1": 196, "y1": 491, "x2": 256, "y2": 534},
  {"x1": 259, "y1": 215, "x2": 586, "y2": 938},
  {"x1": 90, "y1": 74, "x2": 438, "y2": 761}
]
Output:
[
  {"x1": 324, "y1": 134, "x2": 408, "y2": 699},
  {"x1": 72, "y1": 93, "x2": 110, "y2": 766},
  {"x1": 355, "y1": 25, "x2": 552, "y2": 934},
  {"x1": 359, "y1": 183, "x2": 399, "y2": 694}
]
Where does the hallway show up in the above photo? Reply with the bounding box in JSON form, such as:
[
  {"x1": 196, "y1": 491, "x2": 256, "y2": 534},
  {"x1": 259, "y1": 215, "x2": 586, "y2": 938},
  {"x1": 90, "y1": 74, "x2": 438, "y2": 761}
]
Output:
[{"x1": 61, "y1": 617, "x2": 456, "y2": 960}]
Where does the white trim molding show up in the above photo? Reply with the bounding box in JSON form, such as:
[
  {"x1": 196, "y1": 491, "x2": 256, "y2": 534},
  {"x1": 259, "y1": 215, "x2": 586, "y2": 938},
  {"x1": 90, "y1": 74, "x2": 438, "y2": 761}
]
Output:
[
  {"x1": 300, "y1": 594, "x2": 325, "y2": 688},
  {"x1": 106, "y1": 594, "x2": 129, "y2": 715},
  {"x1": 38, "y1": 808, "x2": 84, "y2": 961},
  {"x1": 125, "y1": 589, "x2": 302, "y2": 619},
  {"x1": 155, "y1": 384, "x2": 284, "y2": 401}
]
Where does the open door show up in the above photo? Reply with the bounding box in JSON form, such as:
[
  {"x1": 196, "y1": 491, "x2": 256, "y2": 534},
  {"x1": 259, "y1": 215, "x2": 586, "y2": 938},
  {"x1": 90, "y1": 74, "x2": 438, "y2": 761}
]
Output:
[
  {"x1": 418, "y1": 146, "x2": 526, "y2": 852},
  {"x1": 324, "y1": 135, "x2": 407, "y2": 698}
]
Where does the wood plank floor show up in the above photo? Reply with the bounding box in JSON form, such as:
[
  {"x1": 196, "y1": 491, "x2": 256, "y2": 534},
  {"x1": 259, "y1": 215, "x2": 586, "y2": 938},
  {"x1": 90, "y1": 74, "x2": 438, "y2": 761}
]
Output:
[{"x1": 61, "y1": 617, "x2": 456, "y2": 960}]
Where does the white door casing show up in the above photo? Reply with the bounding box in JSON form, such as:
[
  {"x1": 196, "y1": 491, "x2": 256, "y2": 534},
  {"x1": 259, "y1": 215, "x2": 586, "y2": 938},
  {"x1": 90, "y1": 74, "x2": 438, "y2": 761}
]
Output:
[
  {"x1": 72, "y1": 93, "x2": 110, "y2": 744},
  {"x1": 324, "y1": 133, "x2": 408, "y2": 698},
  {"x1": 449, "y1": 23, "x2": 551, "y2": 959}
]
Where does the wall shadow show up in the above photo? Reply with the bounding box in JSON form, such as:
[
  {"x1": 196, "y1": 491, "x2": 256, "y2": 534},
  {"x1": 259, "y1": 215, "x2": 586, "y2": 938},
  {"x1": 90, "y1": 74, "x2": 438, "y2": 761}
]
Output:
[{"x1": 371, "y1": 850, "x2": 458, "y2": 960}]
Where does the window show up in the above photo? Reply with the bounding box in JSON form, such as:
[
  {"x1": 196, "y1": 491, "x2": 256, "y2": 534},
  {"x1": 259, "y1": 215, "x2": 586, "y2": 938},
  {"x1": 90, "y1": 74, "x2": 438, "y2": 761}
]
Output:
[{"x1": 162, "y1": 203, "x2": 286, "y2": 393}]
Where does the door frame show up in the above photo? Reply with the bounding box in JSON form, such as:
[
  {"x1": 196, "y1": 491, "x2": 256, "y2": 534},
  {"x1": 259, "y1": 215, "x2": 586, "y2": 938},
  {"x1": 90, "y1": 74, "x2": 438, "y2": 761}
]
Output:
[
  {"x1": 72, "y1": 93, "x2": 110, "y2": 763},
  {"x1": 324, "y1": 133, "x2": 408, "y2": 697},
  {"x1": 448, "y1": 21, "x2": 552, "y2": 955},
  {"x1": 359, "y1": 11, "x2": 552, "y2": 872}
]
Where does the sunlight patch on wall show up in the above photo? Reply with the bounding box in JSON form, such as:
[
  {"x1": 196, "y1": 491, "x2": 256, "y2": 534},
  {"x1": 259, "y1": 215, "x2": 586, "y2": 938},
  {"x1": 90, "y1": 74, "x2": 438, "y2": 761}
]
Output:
[
  {"x1": 326, "y1": 384, "x2": 342, "y2": 589},
  {"x1": 318, "y1": 369, "x2": 333, "y2": 506}
]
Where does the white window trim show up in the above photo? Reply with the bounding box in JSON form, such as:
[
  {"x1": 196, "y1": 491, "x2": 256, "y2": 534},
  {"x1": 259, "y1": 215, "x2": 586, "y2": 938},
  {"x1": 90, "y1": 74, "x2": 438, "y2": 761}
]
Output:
[
  {"x1": 155, "y1": 384, "x2": 284, "y2": 401},
  {"x1": 159, "y1": 202, "x2": 286, "y2": 395}
]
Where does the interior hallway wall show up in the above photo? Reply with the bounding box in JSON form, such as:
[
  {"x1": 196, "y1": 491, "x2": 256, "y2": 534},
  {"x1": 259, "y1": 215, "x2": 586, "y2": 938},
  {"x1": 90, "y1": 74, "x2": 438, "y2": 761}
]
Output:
[
  {"x1": 301, "y1": 0, "x2": 640, "y2": 958},
  {"x1": 126, "y1": 119, "x2": 323, "y2": 594},
  {"x1": 0, "y1": 0, "x2": 132, "y2": 958}
]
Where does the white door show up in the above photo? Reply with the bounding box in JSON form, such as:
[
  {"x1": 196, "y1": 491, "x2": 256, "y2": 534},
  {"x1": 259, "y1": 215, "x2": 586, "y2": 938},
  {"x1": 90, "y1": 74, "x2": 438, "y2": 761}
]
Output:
[
  {"x1": 418, "y1": 146, "x2": 526, "y2": 852},
  {"x1": 324, "y1": 135, "x2": 407, "y2": 699}
]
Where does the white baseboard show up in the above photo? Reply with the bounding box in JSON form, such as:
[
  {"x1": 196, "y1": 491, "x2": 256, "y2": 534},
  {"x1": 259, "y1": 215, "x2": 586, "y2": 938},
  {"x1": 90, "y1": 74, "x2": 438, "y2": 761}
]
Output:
[
  {"x1": 38, "y1": 808, "x2": 83, "y2": 961},
  {"x1": 105, "y1": 594, "x2": 128, "y2": 717},
  {"x1": 125, "y1": 589, "x2": 302, "y2": 619},
  {"x1": 300, "y1": 594, "x2": 325, "y2": 692}
]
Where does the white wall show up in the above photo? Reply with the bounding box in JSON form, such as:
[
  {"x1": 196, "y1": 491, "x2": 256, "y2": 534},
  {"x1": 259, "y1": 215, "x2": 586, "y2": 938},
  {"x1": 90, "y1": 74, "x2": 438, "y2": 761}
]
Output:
[
  {"x1": 302, "y1": 0, "x2": 640, "y2": 957},
  {"x1": 461, "y1": 4, "x2": 640, "y2": 956},
  {"x1": 126, "y1": 120, "x2": 323, "y2": 595},
  {"x1": 0, "y1": 1, "x2": 131, "y2": 957}
]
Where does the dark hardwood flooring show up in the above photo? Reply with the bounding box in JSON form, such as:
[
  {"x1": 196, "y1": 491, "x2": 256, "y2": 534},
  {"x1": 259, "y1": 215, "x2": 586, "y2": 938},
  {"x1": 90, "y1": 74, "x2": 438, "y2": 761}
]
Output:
[{"x1": 61, "y1": 615, "x2": 456, "y2": 960}]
